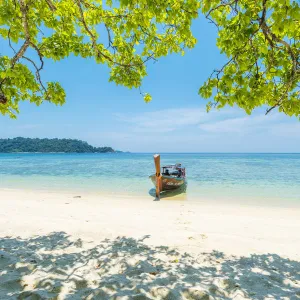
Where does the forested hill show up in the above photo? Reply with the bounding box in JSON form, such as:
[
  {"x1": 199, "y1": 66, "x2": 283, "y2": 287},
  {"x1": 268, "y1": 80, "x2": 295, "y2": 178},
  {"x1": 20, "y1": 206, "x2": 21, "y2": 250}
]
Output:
[{"x1": 0, "y1": 138, "x2": 115, "y2": 153}]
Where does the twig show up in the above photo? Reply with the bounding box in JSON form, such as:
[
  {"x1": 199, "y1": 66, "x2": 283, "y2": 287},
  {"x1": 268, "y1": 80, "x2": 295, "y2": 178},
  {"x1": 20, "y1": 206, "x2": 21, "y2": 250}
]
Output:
[
  {"x1": 7, "y1": 29, "x2": 16, "y2": 54},
  {"x1": 45, "y1": 0, "x2": 57, "y2": 11},
  {"x1": 22, "y1": 56, "x2": 46, "y2": 92}
]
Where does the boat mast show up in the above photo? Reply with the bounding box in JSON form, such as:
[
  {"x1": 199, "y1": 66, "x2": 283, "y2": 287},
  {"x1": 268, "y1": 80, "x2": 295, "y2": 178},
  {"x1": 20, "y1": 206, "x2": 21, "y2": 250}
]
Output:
[{"x1": 154, "y1": 154, "x2": 162, "y2": 199}]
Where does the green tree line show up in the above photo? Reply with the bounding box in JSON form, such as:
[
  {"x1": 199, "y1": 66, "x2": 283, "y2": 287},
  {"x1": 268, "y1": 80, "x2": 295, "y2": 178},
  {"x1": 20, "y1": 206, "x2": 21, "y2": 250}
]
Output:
[{"x1": 0, "y1": 137, "x2": 115, "y2": 153}]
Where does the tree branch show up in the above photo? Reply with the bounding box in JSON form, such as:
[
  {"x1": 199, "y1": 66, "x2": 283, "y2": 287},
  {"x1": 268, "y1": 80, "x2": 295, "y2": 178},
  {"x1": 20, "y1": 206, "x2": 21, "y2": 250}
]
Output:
[
  {"x1": 75, "y1": 0, "x2": 134, "y2": 67},
  {"x1": 10, "y1": 0, "x2": 31, "y2": 67},
  {"x1": 259, "y1": 0, "x2": 298, "y2": 78},
  {"x1": 22, "y1": 56, "x2": 46, "y2": 92},
  {"x1": 7, "y1": 29, "x2": 16, "y2": 54},
  {"x1": 45, "y1": 0, "x2": 57, "y2": 11},
  {"x1": 206, "y1": 0, "x2": 238, "y2": 18}
]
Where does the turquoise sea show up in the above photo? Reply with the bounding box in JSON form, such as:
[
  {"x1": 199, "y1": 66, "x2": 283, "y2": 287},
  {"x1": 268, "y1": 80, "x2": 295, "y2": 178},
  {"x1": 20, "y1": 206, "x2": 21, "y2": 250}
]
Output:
[{"x1": 0, "y1": 153, "x2": 300, "y2": 204}]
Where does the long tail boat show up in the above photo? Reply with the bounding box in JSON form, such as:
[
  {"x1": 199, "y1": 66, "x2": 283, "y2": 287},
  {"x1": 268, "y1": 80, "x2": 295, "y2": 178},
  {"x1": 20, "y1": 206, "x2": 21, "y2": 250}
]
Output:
[{"x1": 149, "y1": 154, "x2": 186, "y2": 198}]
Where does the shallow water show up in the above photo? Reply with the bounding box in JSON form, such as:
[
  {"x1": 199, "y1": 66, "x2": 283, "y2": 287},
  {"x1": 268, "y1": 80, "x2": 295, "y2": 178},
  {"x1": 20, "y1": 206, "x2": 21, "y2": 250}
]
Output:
[{"x1": 0, "y1": 153, "x2": 299, "y2": 204}]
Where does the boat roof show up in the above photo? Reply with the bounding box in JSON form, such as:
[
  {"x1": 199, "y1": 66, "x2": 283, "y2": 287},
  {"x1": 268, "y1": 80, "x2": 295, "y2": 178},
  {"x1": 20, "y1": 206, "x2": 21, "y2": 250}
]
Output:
[{"x1": 162, "y1": 164, "x2": 185, "y2": 168}]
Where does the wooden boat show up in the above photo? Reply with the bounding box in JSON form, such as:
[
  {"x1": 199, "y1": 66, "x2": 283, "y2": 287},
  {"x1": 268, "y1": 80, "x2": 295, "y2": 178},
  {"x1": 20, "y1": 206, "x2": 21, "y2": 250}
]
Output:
[{"x1": 149, "y1": 154, "x2": 186, "y2": 195}]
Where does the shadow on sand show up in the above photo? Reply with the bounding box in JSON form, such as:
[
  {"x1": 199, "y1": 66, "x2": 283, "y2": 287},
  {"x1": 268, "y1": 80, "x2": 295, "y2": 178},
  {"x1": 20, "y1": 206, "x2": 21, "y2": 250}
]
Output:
[
  {"x1": 149, "y1": 183, "x2": 187, "y2": 200},
  {"x1": 0, "y1": 232, "x2": 300, "y2": 299}
]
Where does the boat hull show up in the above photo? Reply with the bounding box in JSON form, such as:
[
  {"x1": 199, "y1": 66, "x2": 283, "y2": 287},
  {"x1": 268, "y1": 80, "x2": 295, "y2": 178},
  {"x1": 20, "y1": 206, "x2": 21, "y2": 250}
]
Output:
[{"x1": 149, "y1": 174, "x2": 186, "y2": 191}]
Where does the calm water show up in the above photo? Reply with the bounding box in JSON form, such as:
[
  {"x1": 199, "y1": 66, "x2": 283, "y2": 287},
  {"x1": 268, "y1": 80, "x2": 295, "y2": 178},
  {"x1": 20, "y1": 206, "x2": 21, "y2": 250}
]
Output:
[{"x1": 0, "y1": 153, "x2": 299, "y2": 204}]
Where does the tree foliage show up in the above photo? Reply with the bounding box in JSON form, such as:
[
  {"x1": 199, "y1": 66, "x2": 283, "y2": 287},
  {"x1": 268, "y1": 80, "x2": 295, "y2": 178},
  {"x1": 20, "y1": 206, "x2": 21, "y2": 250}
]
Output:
[
  {"x1": 0, "y1": 0, "x2": 198, "y2": 117},
  {"x1": 199, "y1": 0, "x2": 300, "y2": 117},
  {"x1": 0, "y1": 137, "x2": 114, "y2": 152},
  {"x1": 0, "y1": 0, "x2": 299, "y2": 119}
]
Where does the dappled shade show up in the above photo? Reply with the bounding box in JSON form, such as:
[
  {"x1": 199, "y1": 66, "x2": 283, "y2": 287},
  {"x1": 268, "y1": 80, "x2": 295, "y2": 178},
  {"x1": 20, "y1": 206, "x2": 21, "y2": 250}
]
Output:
[{"x1": 1, "y1": 232, "x2": 300, "y2": 299}]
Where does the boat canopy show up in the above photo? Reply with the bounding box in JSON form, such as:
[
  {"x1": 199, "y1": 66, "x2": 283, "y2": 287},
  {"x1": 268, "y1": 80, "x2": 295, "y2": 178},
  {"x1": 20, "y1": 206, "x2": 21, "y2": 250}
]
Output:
[
  {"x1": 162, "y1": 164, "x2": 185, "y2": 169},
  {"x1": 162, "y1": 164, "x2": 186, "y2": 178}
]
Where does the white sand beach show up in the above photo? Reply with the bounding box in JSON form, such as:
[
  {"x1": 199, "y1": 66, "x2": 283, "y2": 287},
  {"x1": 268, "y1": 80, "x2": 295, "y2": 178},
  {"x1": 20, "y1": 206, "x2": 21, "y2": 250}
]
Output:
[{"x1": 0, "y1": 189, "x2": 300, "y2": 299}]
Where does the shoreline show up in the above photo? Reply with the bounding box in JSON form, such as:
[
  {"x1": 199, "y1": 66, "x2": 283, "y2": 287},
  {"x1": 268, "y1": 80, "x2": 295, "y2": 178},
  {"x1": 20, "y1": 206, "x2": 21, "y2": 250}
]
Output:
[
  {"x1": 1, "y1": 186, "x2": 299, "y2": 209},
  {"x1": 1, "y1": 188, "x2": 299, "y2": 258},
  {"x1": 1, "y1": 188, "x2": 300, "y2": 299}
]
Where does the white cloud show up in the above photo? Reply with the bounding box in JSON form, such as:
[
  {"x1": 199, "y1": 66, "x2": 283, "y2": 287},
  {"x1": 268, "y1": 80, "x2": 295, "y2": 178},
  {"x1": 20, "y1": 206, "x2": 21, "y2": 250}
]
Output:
[
  {"x1": 269, "y1": 122, "x2": 300, "y2": 138},
  {"x1": 114, "y1": 107, "x2": 233, "y2": 133},
  {"x1": 198, "y1": 114, "x2": 282, "y2": 134},
  {"x1": 110, "y1": 107, "x2": 300, "y2": 152}
]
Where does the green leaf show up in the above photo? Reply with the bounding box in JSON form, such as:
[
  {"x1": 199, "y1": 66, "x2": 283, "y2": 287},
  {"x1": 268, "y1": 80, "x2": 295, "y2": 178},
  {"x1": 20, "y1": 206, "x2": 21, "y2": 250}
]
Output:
[{"x1": 143, "y1": 93, "x2": 152, "y2": 103}]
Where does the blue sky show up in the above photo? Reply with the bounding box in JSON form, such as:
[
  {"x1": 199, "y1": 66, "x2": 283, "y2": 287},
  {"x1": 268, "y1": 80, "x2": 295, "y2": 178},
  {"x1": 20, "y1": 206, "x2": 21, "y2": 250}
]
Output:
[{"x1": 0, "y1": 15, "x2": 299, "y2": 152}]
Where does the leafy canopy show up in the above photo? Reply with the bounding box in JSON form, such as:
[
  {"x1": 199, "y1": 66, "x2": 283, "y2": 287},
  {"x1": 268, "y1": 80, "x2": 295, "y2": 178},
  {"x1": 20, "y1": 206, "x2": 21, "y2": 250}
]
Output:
[
  {"x1": 0, "y1": 0, "x2": 199, "y2": 117},
  {"x1": 199, "y1": 0, "x2": 300, "y2": 117},
  {"x1": 0, "y1": 0, "x2": 299, "y2": 118}
]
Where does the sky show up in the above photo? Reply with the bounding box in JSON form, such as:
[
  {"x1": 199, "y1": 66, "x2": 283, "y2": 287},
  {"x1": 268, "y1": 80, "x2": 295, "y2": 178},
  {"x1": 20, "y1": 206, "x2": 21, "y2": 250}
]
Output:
[{"x1": 0, "y1": 15, "x2": 299, "y2": 153}]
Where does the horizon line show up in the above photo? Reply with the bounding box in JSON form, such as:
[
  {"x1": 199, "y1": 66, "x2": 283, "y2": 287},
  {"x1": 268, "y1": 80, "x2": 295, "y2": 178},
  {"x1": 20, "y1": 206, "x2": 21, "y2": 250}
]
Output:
[{"x1": 1, "y1": 152, "x2": 299, "y2": 154}]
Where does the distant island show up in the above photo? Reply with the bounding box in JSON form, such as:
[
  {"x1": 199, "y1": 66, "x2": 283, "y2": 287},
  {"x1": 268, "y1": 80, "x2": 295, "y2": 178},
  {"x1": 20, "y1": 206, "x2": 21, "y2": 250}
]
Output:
[{"x1": 0, "y1": 138, "x2": 115, "y2": 153}]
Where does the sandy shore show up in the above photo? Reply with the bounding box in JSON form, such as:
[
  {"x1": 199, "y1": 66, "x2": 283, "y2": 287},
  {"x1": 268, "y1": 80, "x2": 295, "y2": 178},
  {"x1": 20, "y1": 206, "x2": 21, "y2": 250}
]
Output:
[{"x1": 0, "y1": 189, "x2": 300, "y2": 299}]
